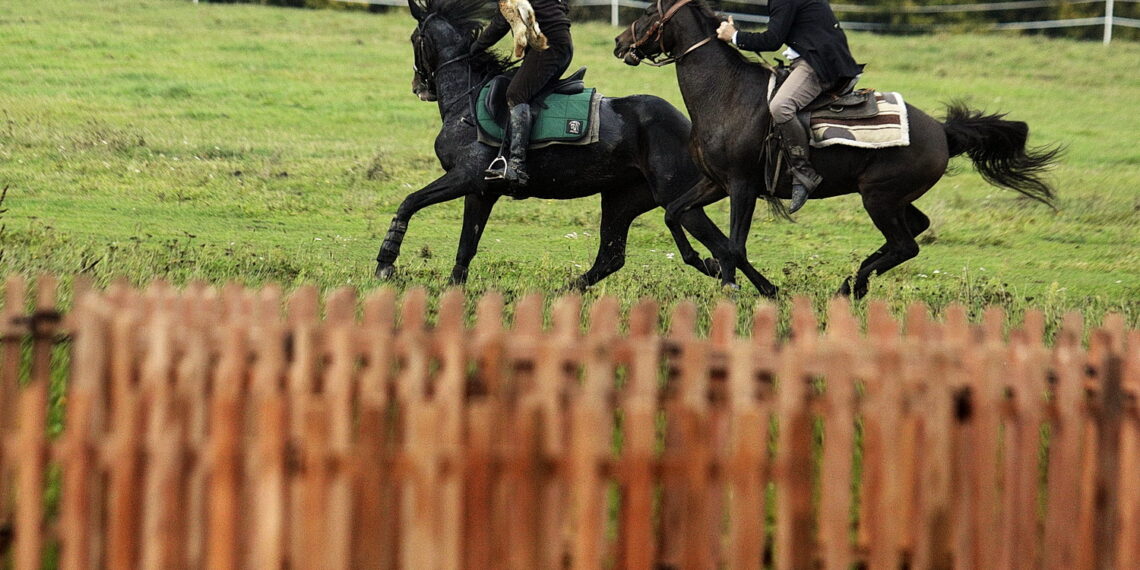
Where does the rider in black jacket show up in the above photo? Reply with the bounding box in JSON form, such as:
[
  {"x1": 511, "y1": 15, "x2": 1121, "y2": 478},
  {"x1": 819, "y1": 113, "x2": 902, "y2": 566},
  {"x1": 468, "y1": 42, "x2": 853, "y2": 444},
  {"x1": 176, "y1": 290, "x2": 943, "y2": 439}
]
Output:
[
  {"x1": 717, "y1": 0, "x2": 860, "y2": 213},
  {"x1": 471, "y1": 0, "x2": 573, "y2": 186}
]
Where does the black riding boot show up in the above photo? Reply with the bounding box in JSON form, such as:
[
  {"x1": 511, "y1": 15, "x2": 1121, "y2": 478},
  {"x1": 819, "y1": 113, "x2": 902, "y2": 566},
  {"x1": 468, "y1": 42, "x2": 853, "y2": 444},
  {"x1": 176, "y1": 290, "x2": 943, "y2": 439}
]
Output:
[
  {"x1": 484, "y1": 103, "x2": 532, "y2": 189},
  {"x1": 776, "y1": 119, "x2": 822, "y2": 214},
  {"x1": 503, "y1": 103, "x2": 531, "y2": 186}
]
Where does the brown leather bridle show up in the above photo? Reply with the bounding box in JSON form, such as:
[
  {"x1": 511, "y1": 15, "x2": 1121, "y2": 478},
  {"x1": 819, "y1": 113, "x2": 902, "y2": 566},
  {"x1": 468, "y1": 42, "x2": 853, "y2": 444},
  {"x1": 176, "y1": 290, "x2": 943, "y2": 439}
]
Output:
[{"x1": 624, "y1": 0, "x2": 714, "y2": 67}]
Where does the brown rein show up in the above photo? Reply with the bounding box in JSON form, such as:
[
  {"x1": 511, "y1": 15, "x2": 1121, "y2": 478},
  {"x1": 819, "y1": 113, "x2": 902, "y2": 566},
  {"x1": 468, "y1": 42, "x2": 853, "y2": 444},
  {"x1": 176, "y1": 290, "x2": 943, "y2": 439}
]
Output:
[{"x1": 626, "y1": 0, "x2": 714, "y2": 67}]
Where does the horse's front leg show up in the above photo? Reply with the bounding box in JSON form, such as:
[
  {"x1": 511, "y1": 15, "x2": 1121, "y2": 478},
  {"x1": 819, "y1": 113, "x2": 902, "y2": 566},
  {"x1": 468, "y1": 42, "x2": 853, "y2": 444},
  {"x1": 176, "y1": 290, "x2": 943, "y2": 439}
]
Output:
[
  {"x1": 448, "y1": 193, "x2": 501, "y2": 285},
  {"x1": 724, "y1": 178, "x2": 758, "y2": 260},
  {"x1": 375, "y1": 171, "x2": 475, "y2": 279}
]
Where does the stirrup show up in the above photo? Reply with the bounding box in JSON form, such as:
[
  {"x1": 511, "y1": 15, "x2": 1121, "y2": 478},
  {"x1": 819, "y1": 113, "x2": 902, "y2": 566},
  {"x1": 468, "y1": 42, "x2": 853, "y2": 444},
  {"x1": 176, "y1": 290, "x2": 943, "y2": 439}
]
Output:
[{"x1": 483, "y1": 156, "x2": 508, "y2": 180}]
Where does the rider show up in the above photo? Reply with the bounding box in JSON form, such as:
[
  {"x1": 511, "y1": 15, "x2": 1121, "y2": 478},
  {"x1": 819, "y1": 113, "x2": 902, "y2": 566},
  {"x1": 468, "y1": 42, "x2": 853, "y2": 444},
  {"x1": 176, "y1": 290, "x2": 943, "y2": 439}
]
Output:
[
  {"x1": 470, "y1": 0, "x2": 574, "y2": 187},
  {"x1": 716, "y1": 0, "x2": 861, "y2": 213}
]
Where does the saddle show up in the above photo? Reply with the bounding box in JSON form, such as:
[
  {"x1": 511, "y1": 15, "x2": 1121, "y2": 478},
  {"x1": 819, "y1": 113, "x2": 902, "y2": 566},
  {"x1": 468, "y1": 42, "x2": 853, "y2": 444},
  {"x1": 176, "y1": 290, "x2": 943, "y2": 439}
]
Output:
[
  {"x1": 476, "y1": 67, "x2": 601, "y2": 149},
  {"x1": 762, "y1": 63, "x2": 907, "y2": 197},
  {"x1": 484, "y1": 66, "x2": 587, "y2": 126},
  {"x1": 769, "y1": 62, "x2": 876, "y2": 120}
]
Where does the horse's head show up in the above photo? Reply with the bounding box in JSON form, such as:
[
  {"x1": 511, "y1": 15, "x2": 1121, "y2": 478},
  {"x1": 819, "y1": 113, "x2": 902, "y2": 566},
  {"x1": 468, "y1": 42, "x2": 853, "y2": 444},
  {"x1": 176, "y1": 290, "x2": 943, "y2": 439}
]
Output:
[
  {"x1": 613, "y1": 0, "x2": 670, "y2": 66},
  {"x1": 613, "y1": 0, "x2": 694, "y2": 66},
  {"x1": 407, "y1": 0, "x2": 487, "y2": 101},
  {"x1": 614, "y1": 0, "x2": 720, "y2": 67}
]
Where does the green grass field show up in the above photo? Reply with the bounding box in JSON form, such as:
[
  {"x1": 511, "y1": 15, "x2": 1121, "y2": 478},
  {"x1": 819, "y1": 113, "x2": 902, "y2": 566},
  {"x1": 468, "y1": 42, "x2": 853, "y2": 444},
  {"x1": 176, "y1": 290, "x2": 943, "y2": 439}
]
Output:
[{"x1": 2, "y1": 0, "x2": 1138, "y2": 334}]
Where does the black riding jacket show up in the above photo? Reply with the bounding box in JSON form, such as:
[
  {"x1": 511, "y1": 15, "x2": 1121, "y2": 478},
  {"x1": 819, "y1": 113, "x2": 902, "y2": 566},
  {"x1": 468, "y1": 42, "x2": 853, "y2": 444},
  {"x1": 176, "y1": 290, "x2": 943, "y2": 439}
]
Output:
[
  {"x1": 473, "y1": 0, "x2": 572, "y2": 52},
  {"x1": 734, "y1": 0, "x2": 860, "y2": 89}
]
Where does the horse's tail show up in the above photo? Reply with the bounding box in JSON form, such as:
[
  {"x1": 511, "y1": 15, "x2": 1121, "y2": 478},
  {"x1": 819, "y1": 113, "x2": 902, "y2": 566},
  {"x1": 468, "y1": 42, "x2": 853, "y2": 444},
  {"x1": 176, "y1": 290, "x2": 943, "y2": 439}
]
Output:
[{"x1": 941, "y1": 101, "x2": 1062, "y2": 209}]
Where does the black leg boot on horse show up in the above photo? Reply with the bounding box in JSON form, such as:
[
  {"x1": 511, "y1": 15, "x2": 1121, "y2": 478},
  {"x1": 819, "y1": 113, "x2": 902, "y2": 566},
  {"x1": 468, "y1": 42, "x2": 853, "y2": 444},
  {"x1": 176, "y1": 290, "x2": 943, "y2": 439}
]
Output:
[
  {"x1": 776, "y1": 118, "x2": 822, "y2": 214},
  {"x1": 484, "y1": 103, "x2": 532, "y2": 192}
]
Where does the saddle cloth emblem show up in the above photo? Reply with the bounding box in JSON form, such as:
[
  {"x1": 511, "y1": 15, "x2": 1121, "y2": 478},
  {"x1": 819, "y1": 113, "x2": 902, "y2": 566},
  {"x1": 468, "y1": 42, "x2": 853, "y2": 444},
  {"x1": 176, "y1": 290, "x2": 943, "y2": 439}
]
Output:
[{"x1": 566, "y1": 119, "x2": 582, "y2": 135}]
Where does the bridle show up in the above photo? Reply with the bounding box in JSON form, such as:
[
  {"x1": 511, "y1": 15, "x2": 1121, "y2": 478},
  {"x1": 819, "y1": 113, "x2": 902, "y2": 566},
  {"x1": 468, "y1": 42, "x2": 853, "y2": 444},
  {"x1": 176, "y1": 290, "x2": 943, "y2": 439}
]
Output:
[
  {"x1": 412, "y1": 13, "x2": 479, "y2": 114},
  {"x1": 412, "y1": 14, "x2": 470, "y2": 87},
  {"x1": 624, "y1": 0, "x2": 714, "y2": 67}
]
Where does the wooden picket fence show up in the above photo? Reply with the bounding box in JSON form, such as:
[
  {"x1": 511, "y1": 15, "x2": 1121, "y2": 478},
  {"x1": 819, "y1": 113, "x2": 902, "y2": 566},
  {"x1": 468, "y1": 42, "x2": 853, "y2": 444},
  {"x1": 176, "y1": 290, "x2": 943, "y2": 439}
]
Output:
[{"x1": 1, "y1": 274, "x2": 1138, "y2": 569}]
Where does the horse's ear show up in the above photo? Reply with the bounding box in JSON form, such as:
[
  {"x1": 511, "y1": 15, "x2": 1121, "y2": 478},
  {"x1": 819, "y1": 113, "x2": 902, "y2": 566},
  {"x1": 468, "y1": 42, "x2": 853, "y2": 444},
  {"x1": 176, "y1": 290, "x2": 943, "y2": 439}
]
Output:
[{"x1": 408, "y1": 0, "x2": 426, "y2": 21}]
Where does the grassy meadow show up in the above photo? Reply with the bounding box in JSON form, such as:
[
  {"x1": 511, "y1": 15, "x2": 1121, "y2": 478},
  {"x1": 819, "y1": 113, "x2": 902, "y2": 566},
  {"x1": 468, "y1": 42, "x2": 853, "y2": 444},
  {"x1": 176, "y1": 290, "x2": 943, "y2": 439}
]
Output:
[{"x1": 2, "y1": 0, "x2": 1139, "y2": 334}]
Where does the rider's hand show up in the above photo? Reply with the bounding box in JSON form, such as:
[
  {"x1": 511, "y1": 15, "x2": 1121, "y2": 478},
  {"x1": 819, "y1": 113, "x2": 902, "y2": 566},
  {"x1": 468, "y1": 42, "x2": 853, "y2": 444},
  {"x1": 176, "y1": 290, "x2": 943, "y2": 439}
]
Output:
[{"x1": 716, "y1": 16, "x2": 737, "y2": 43}]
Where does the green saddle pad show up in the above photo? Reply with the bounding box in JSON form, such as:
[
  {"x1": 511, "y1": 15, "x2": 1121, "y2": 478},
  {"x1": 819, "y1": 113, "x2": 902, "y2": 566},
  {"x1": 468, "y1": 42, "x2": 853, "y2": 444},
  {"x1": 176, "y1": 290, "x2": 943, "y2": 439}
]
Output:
[{"x1": 476, "y1": 85, "x2": 600, "y2": 148}]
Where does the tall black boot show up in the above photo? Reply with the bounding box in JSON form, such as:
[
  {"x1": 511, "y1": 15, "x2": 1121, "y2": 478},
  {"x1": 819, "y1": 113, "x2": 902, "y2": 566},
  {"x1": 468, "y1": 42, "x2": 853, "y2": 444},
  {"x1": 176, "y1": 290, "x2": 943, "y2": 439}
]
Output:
[
  {"x1": 776, "y1": 119, "x2": 822, "y2": 214},
  {"x1": 503, "y1": 103, "x2": 531, "y2": 186}
]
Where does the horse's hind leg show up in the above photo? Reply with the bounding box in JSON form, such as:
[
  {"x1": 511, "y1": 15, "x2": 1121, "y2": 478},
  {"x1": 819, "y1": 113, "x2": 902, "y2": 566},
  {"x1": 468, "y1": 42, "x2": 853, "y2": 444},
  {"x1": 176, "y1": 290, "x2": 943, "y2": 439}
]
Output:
[
  {"x1": 842, "y1": 201, "x2": 929, "y2": 299},
  {"x1": 570, "y1": 188, "x2": 655, "y2": 289}
]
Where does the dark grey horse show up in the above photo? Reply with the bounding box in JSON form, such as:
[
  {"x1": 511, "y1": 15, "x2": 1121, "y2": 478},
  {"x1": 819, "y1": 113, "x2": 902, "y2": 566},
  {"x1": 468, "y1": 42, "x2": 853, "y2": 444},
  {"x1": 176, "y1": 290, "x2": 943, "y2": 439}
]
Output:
[
  {"x1": 615, "y1": 0, "x2": 1061, "y2": 298},
  {"x1": 376, "y1": 0, "x2": 776, "y2": 294}
]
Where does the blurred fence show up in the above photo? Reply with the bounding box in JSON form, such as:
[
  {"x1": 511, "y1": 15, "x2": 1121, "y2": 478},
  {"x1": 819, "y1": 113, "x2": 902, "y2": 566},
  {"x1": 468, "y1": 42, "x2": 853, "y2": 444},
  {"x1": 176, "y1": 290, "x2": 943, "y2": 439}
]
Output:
[
  {"x1": 342, "y1": 0, "x2": 1140, "y2": 43},
  {"x1": 1, "y1": 274, "x2": 1139, "y2": 568}
]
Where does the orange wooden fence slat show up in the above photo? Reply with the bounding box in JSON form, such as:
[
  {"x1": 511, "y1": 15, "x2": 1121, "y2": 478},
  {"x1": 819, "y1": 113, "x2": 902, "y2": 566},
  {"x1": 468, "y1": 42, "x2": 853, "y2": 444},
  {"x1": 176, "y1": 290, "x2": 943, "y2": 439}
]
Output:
[
  {"x1": 0, "y1": 276, "x2": 28, "y2": 553},
  {"x1": 206, "y1": 325, "x2": 246, "y2": 570},
  {"x1": 1091, "y1": 324, "x2": 1126, "y2": 570},
  {"x1": 774, "y1": 297, "x2": 816, "y2": 570},
  {"x1": 1118, "y1": 329, "x2": 1140, "y2": 568},
  {"x1": 1043, "y1": 311, "x2": 1088, "y2": 570},
  {"x1": 250, "y1": 393, "x2": 287, "y2": 570},
  {"x1": 860, "y1": 300, "x2": 903, "y2": 570},
  {"x1": 435, "y1": 288, "x2": 467, "y2": 570},
  {"x1": 617, "y1": 302, "x2": 659, "y2": 570},
  {"x1": 726, "y1": 337, "x2": 767, "y2": 570},
  {"x1": 819, "y1": 299, "x2": 857, "y2": 570}
]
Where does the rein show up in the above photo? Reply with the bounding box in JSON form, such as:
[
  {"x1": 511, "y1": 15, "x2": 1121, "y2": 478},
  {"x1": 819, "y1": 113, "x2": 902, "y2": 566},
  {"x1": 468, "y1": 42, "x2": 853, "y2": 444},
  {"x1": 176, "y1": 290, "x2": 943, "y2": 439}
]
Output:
[{"x1": 626, "y1": 0, "x2": 714, "y2": 67}]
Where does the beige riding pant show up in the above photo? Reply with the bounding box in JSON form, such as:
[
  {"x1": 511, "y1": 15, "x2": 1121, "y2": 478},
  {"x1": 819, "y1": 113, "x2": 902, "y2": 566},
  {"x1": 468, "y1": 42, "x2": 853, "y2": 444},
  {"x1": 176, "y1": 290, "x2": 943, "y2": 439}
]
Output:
[{"x1": 770, "y1": 59, "x2": 824, "y2": 124}]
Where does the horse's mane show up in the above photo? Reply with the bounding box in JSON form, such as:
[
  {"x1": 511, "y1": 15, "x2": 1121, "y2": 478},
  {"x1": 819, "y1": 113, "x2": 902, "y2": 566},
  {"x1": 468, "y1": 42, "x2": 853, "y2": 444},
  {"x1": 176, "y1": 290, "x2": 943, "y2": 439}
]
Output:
[
  {"x1": 690, "y1": 0, "x2": 775, "y2": 74},
  {"x1": 413, "y1": 0, "x2": 514, "y2": 77},
  {"x1": 414, "y1": 0, "x2": 492, "y2": 31}
]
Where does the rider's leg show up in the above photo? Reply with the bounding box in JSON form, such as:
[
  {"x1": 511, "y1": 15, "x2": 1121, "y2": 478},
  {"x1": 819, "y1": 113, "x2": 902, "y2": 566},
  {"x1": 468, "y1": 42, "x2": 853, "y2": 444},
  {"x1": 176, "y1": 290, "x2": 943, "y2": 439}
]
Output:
[
  {"x1": 503, "y1": 102, "x2": 532, "y2": 185},
  {"x1": 493, "y1": 35, "x2": 572, "y2": 188},
  {"x1": 770, "y1": 59, "x2": 824, "y2": 213}
]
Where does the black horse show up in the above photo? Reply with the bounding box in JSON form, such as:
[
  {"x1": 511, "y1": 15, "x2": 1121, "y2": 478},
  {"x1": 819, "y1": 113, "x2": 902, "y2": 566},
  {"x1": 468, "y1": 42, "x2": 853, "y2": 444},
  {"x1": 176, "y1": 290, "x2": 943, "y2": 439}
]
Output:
[
  {"x1": 614, "y1": 0, "x2": 1061, "y2": 298},
  {"x1": 376, "y1": 0, "x2": 776, "y2": 293}
]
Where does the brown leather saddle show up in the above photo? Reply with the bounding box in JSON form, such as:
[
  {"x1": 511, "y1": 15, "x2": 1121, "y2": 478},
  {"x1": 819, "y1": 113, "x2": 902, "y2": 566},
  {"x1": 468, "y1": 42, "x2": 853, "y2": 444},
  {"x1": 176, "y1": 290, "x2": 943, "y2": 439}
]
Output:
[{"x1": 770, "y1": 62, "x2": 876, "y2": 123}]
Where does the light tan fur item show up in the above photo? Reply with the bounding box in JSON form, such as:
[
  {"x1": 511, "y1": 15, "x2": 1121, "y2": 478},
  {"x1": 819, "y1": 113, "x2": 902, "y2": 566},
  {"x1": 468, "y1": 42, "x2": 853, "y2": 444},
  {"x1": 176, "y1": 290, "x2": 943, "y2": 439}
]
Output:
[{"x1": 498, "y1": 0, "x2": 548, "y2": 58}]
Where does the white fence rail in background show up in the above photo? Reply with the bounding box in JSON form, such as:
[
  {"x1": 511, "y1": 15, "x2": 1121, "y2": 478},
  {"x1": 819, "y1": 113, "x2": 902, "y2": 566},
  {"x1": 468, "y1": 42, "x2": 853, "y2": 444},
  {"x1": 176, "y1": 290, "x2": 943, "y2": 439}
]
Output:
[{"x1": 339, "y1": 0, "x2": 1139, "y2": 44}]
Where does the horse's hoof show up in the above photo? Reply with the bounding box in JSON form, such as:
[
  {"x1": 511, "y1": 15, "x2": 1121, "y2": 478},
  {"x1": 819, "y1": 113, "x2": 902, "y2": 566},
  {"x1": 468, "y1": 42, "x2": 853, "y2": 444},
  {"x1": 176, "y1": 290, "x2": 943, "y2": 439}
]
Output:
[
  {"x1": 565, "y1": 277, "x2": 590, "y2": 292},
  {"x1": 375, "y1": 264, "x2": 395, "y2": 280},
  {"x1": 837, "y1": 278, "x2": 853, "y2": 297},
  {"x1": 759, "y1": 284, "x2": 779, "y2": 300}
]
